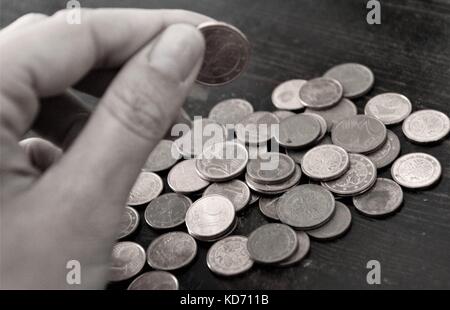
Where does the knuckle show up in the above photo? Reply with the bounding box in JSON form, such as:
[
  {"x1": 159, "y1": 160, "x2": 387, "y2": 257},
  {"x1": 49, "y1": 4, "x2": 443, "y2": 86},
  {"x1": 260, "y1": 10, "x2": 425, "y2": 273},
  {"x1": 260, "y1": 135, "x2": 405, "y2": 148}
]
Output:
[
  {"x1": 17, "y1": 13, "x2": 48, "y2": 23},
  {"x1": 104, "y1": 72, "x2": 184, "y2": 141}
]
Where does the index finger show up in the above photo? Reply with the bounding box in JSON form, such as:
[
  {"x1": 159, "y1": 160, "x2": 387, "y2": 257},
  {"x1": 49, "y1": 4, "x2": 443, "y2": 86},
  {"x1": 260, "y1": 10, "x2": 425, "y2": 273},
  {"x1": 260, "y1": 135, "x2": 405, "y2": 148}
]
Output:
[{"x1": 0, "y1": 8, "x2": 213, "y2": 138}]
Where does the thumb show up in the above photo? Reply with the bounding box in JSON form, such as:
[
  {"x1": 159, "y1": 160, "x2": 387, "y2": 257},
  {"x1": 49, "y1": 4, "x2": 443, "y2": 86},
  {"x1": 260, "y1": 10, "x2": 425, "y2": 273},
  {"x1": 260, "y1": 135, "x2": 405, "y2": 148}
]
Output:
[{"x1": 45, "y1": 24, "x2": 205, "y2": 207}]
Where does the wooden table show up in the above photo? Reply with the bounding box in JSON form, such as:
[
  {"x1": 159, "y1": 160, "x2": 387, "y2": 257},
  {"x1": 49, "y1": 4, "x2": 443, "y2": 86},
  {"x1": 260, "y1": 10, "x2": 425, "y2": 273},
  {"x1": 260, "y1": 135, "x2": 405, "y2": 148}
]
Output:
[{"x1": 1, "y1": 0, "x2": 449, "y2": 289}]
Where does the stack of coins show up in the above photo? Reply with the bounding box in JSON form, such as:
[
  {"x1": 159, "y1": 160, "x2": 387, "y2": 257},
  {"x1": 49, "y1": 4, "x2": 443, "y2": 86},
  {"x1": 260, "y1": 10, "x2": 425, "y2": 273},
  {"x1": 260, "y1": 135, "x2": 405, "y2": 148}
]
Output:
[{"x1": 108, "y1": 23, "x2": 449, "y2": 289}]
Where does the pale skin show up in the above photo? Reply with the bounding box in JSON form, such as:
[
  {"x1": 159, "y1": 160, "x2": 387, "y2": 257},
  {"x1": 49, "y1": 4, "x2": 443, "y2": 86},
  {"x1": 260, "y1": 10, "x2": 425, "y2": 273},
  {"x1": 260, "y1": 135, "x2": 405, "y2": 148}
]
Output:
[{"x1": 0, "y1": 9, "x2": 211, "y2": 289}]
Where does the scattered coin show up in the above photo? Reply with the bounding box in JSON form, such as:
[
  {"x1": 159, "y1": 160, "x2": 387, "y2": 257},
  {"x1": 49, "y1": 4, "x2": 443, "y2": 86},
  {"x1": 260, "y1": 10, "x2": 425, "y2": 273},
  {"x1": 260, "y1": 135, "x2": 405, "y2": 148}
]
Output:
[
  {"x1": 276, "y1": 114, "x2": 322, "y2": 149},
  {"x1": 307, "y1": 202, "x2": 352, "y2": 240},
  {"x1": 147, "y1": 232, "x2": 197, "y2": 271},
  {"x1": 331, "y1": 115, "x2": 387, "y2": 154},
  {"x1": 117, "y1": 206, "x2": 140, "y2": 239},
  {"x1": 127, "y1": 271, "x2": 179, "y2": 290},
  {"x1": 207, "y1": 236, "x2": 254, "y2": 276},
  {"x1": 143, "y1": 140, "x2": 181, "y2": 172},
  {"x1": 197, "y1": 21, "x2": 250, "y2": 86},
  {"x1": 322, "y1": 153, "x2": 377, "y2": 196},
  {"x1": 305, "y1": 98, "x2": 357, "y2": 131},
  {"x1": 277, "y1": 184, "x2": 335, "y2": 230},
  {"x1": 278, "y1": 231, "x2": 310, "y2": 267},
  {"x1": 366, "y1": 130, "x2": 401, "y2": 169},
  {"x1": 271, "y1": 79, "x2": 307, "y2": 110},
  {"x1": 167, "y1": 159, "x2": 210, "y2": 194},
  {"x1": 247, "y1": 152, "x2": 296, "y2": 185},
  {"x1": 247, "y1": 223, "x2": 298, "y2": 264},
  {"x1": 245, "y1": 164, "x2": 302, "y2": 195},
  {"x1": 353, "y1": 178, "x2": 403, "y2": 217},
  {"x1": 259, "y1": 196, "x2": 281, "y2": 220},
  {"x1": 365, "y1": 93, "x2": 412, "y2": 125},
  {"x1": 144, "y1": 193, "x2": 192, "y2": 229},
  {"x1": 175, "y1": 118, "x2": 227, "y2": 159},
  {"x1": 391, "y1": 153, "x2": 442, "y2": 189},
  {"x1": 273, "y1": 110, "x2": 296, "y2": 120},
  {"x1": 109, "y1": 242, "x2": 146, "y2": 282},
  {"x1": 197, "y1": 217, "x2": 238, "y2": 242},
  {"x1": 286, "y1": 135, "x2": 332, "y2": 164},
  {"x1": 203, "y1": 180, "x2": 251, "y2": 212},
  {"x1": 209, "y1": 98, "x2": 254, "y2": 125},
  {"x1": 196, "y1": 141, "x2": 248, "y2": 182},
  {"x1": 299, "y1": 77, "x2": 343, "y2": 109},
  {"x1": 236, "y1": 112, "x2": 280, "y2": 144},
  {"x1": 127, "y1": 172, "x2": 163, "y2": 206},
  {"x1": 185, "y1": 195, "x2": 236, "y2": 241},
  {"x1": 301, "y1": 145, "x2": 350, "y2": 181},
  {"x1": 303, "y1": 112, "x2": 327, "y2": 141},
  {"x1": 402, "y1": 109, "x2": 450, "y2": 143},
  {"x1": 323, "y1": 63, "x2": 374, "y2": 98}
]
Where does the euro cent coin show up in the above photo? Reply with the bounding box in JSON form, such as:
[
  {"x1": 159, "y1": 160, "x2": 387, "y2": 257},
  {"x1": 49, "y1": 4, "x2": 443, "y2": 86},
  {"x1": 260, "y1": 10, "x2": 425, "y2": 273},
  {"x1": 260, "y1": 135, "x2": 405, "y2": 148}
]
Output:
[
  {"x1": 197, "y1": 21, "x2": 250, "y2": 86},
  {"x1": 391, "y1": 153, "x2": 442, "y2": 189}
]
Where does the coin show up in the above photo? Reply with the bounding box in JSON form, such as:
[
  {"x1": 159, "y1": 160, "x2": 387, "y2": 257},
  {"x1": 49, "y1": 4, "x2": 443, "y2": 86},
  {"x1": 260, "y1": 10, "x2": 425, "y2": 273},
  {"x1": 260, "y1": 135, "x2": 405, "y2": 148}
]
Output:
[
  {"x1": 402, "y1": 109, "x2": 450, "y2": 143},
  {"x1": 209, "y1": 98, "x2": 254, "y2": 125},
  {"x1": 167, "y1": 159, "x2": 210, "y2": 194},
  {"x1": 236, "y1": 112, "x2": 280, "y2": 144},
  {"x1": 277, "y1": 184, "x2": 335, "y2": 229},
  {"x1": 175, "y1": 118, "x2": 226, "y2": 158},
  {"x1": 307, "y1": 201, "x2": 352, "y2": 240},
  {"x1": 353, "y1": 178, "x2": 403, "y2": 217},
  {"x1": 259, "y1": 196, "x2": 281, "y2": 220},
  {"x1": 146, "y1": 232, "x2": 197, "y2": 270},
  {"x1": 301, "y1": 145, "x2": 350, "y2": 181},
  {"x1": 278, "y1": 231, "x2": 310, "y2": 267},
  {"x1": 127, "y1": 172, "x2": 163, "y2": 206},
  {"x1": 365, "y1": 93, "x2": 412, "y2": 125},
  {"x1": 299, "y1": 77, "x2": 343, "y2": 109},
  {"x1": 245, "y1": 164, "x2": 302, "y2": 195},
  {"x1": 276, "y1": 114, "x2": 321, "y2": 149},
  {"x1": 207, "y1": 236, "x2": 254, "y2": 276},
  {"x1": 127, "y1": 271, "x2": 179, "y2": 290},
  {"x1": 323, "y1": 63, "x2": 374, "y2": 98},
  {"x1": 322, "y1": 153, "x2": 377, "y2": 196},
  {"x1": 196, "y1": 141, "x2": 248, "y2": 182},
  {"x1": 143, "y1": 140, "x2": 181, "y2": 172},
  {"x1": 144, "y1": 193, "x2": 192, "y2": 229},
  {"x1": 273, "y1": 110, "x2": 296, "y2": 120},
  {"x1": 203, "y1": 180, "x2": 251, "y2": 212},
  {"x1": 117, "y1": 206, "x2": 140, "y2": 239},
  {"x1": 305, "y1": 98, "x2": 357, "y2": 131},
  {"x1": 271, "y1": 79, "x2": 307, "y2": 110},
  {"x1": 195, "y1": 217, "x2": 238, "y2": 242},
  {"x1": 109, "y1": 242, "x2": 146, "y2": 282},
  {"x1": 331, "y1": 115, "x2": 387, "y2": 154},
  {"x1": 247, "y1": 223, "x2": 298, "y2": 264},
  {"x1": 303, "y1": 112, "x2": 327, "y2": 141},
  {"x1": 185, "y1": 195, "x2": 236, "y2": 240},
  {"x1": 247, "y1": 152, "x2": 296, "y2": 184},
  {"x1": 391, "y1": 153, "x2": 442, "y2": 189},
  {"x1": 366, "y1": 130, "x2": 401, "y2": 169},
  {"x1": 197, "y1": 21, "x2": 250, "y2": 86},
  {"x1": 286, "y1": 135, "x2": 332, "y2": 164}
]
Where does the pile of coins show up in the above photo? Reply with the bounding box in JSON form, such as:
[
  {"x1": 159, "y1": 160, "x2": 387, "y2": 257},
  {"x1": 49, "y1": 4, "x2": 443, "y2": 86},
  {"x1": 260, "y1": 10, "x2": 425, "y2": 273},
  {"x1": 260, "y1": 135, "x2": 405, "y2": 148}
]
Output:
[{"x1": 107, "y1": 23, "x2": 449, "y2": 290}]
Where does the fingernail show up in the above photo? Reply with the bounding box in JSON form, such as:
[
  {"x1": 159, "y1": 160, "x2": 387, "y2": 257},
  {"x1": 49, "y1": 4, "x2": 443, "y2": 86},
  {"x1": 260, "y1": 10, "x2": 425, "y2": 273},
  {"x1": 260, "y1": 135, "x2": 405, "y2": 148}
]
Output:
[{"x1": 148, "y1": 24, "x2": 205, "y2": 81}]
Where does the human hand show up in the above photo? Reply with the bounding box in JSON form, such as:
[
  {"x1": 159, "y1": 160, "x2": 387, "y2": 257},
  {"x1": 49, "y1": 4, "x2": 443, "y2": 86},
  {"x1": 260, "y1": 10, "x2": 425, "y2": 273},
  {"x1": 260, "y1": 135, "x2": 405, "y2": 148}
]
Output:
[{"x1": 0, "y1": 8, "x2": 209, "y2": 289}]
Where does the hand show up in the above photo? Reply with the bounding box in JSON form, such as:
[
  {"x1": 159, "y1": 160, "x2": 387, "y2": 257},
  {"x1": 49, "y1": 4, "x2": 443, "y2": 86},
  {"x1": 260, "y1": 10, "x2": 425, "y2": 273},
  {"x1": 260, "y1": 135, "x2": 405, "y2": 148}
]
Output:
[{"x1": 0, "y1": 9, "x2": 209, "y2": 289}]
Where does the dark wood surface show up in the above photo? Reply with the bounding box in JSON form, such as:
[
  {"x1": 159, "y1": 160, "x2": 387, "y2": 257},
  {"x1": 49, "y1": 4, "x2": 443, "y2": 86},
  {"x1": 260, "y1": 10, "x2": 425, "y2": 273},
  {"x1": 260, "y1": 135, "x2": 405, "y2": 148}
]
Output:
[{"x1": 1, "y1": 0, "x2": 449, "y2": 289}]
